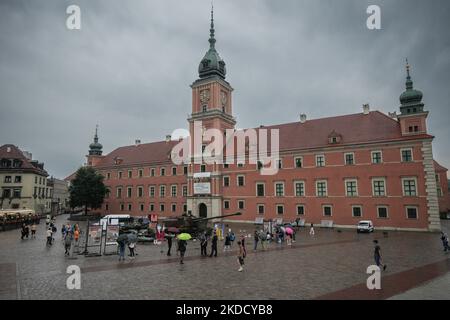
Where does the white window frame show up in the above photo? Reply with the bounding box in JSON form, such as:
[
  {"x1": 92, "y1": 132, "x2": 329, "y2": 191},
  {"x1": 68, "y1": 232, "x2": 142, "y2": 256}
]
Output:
[
  {"x1": 401, "y1": 177, "x2": 418, "y2": 197},
  {"x1": 322, "y1": 205, "x2": 333, "y2": 217},
  {"x1": 274, "y1": 182, "x2": 285, "y2": 197},
  {"x1": 256, "y1": 183, "x2": 265, "y2": 197},
  {"x1": 182, "y1": 185, "x2": 188, "y2": 197},
  {"x1": 116, "y1": 187, "x2": 122, "y2": 198},
  {"x1": 171, "y1": 185, "x2": 177, "y2": 197},
  {"x1": 137, "y1": 186, "x2": 144, "y2": 198},
  {"x1": 344, "y1": 152, "x2": 355, "y2": 165},
  {"x1": 276, "y1": 204, "x2": 284, "y2": 215},
  {"x1": 160, "y1": 185, "x2": 166, "y2": 198},
  {"x1": 377, "y1": 206, "x2": 389, "y2": 219},
  {"x1": 316, "y1": 154, "x2": 326, "y2": 167},
  {"x1": 296, "y1": 204, "x2": 305, "y2": 216},
  {"x1": 405, "y1": 206, "x2": 418, "y2": 220},
  {"x1": 223, "y1": 175, "x2": 230, "y2": 187},
  {"x1": 237, "y1": 200, "x2": 245, "y2": 210},
  {"x1": 127, "y1": 186, "x2": 132, "y2": 198},
  {"x1": 257, "y1": 204, "x2": 265, "y2": 215},
  {"x1": 345, "y1": 179, "x2": 358, "y2": 197},
  {"x1": 316, "y1": 180, "x2": 328, "y2": 197},
  {"x1": 294, "y1": 156, "x2": 303, "y2": 168},
  {"x1": 223, "y1": 200, "x2": 230, "y2": 210},
  {"x1": 160, "y1": 167, "x2": 166, "y2": 176},
  {"x1": 172, "y1": 166, "x2": 177, "y2": 176},
  {"x1": 400, "y1": 148, "x2": 414, "y2": 162},
  {"x1": 352, "y1": 205, "x2": 363, "y2": 218},
  {"x1": 371, "y1": 150, "x2": 383, "y2": 164},
  {"x1": 149, "y1": 185, "x2": 156, "y2": 198},
  {"x1": 237, "y1": 175, "x2": 245, "y2": 187},
  {"x1": 372, "y1": 178, "x2": 386, "y2": 197},
  {"x1": 294, "y1": 180, "x2": 305, "y2": 197},
  {"x1": 437, "y1": 187, "x2": 443, "y2": 197}
]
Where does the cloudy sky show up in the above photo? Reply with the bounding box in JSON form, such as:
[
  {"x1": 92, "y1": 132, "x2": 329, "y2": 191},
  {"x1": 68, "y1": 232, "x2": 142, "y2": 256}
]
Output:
[{"x1": 0, "y1": 0, "x2": 449, "y2": 178}]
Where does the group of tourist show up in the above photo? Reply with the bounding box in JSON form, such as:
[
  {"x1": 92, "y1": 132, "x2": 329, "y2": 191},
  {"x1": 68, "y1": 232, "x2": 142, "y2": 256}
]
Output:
[{"x1": 20, "y1": 223, "x2": 37, "y2": 239}]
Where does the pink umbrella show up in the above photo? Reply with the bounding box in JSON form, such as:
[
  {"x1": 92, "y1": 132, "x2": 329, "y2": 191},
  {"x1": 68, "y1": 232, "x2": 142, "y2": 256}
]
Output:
[{"x1": 285, "y1": 227, "x2": 294, "y2": 235}]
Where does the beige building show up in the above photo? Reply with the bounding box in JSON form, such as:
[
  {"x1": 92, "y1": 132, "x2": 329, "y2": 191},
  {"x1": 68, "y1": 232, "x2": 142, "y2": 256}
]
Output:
[
  {"x1": 48, "y1": 177, "x2": 70, "y2": 215},
  {"x1": 0, "y1": 144, "x2": 52, "y2": 215}
]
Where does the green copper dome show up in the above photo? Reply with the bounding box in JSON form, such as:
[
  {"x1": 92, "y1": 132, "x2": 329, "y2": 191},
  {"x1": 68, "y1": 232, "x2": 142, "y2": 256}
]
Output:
[
  {"x1": 89, "y1": 126, "x2": 103, "y2": 156},
  {"x1": 399, "y1": 60, "x2": 425, "y2": 115},
  {"x1": 198, "y1": 7, "x2": 226, "y2": 79}
]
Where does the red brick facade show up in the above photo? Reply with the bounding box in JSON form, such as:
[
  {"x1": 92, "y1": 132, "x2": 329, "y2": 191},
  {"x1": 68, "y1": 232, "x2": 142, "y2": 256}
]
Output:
[{"x1": 79, "y1": 14, "x2": 449, "y2": 232}]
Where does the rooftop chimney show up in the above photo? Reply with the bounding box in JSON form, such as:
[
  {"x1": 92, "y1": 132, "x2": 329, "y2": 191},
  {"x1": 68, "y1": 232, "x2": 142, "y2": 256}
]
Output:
[
  {"x1": 300, "y1": 114, "x2": 307, "y2": 123},
  {"x1": 165, "y1": 135, "x2": 171, "y2": 142},
  {"x1": 363, "y1": 104, "x2": 370, "y2": 115},
  {"x1": 388, "y1": 111, "x2": 398, "y2": 119},
  {"x1": 135, "y1": 139, "x2": 141, "y2": 146}
]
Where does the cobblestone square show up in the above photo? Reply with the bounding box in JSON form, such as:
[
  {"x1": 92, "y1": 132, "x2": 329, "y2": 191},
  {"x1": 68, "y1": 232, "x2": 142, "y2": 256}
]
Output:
[{"x1": 0, "y1": 214, "x2": 449, "y2": 300}]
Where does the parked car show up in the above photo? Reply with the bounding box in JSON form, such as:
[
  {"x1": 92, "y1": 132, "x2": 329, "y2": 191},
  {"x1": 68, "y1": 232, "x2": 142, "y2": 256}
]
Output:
[{"x1": 357, "y1": 220, "x2": 374, "y2": 233}]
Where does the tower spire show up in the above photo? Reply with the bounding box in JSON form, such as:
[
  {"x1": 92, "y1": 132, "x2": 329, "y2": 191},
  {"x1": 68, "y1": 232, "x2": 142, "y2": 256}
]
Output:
[
  {"x1": 94, "y1": 124, "x2": 99, "y2": 143},
  {"x1": 209, "y1": 2, "x2": 216, "y2": 49},
  {"x1": 405, "y1": 58, "x2": 413, "y2": 90}
]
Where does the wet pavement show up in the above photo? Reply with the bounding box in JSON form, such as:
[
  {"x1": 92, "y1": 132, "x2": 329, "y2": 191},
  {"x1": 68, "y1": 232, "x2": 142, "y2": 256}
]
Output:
[{"x1": 0, "y1": 214, "x2": 449, "y2": 300}]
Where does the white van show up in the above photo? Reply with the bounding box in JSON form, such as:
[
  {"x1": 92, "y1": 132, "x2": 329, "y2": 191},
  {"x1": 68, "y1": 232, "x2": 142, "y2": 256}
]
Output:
[
  {"x1": 100, "y1": 214, "x2": 131, "y2": 230},
  {"x1": 357, "y1": 220, "x2": 374, "y2": 233}
]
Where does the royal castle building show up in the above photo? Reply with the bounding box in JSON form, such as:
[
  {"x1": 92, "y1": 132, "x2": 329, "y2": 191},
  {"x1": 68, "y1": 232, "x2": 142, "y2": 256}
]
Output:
[{"x1": 77, "y1": 10, "x2": 449, "y2": 232}]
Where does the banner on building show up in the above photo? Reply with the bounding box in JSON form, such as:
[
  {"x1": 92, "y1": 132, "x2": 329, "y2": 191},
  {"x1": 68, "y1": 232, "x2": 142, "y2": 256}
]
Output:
[{"x1": 194, "y1": 182, "x2": 211, "y2": 194}]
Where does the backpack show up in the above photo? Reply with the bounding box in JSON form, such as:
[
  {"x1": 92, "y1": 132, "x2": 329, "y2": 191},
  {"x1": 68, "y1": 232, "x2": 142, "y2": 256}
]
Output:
[{"x1": 230, "y1": 233, "x2": 235, "y2": 241}]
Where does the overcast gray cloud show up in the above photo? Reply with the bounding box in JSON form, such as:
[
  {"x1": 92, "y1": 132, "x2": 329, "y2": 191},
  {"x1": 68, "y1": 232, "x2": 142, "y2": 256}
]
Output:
[{"x1": 0, "y1": 0, "x2": 449, "y2": 178}]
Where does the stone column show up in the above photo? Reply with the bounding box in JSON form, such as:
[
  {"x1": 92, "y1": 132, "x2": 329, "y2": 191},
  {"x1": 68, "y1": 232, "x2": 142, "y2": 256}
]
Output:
[{"x1": 422, "y1": 140, "x2": 441, "y2": 232}]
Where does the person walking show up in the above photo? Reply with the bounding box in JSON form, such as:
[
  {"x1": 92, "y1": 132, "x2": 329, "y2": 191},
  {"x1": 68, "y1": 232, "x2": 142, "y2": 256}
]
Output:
[
  {"x1": 30, "y1": 223, "x2": 37, "y2": 239},
  {"x1": 309, "y1": 224, "x2": 315, "y2": 236},
  {"x1": 229, "y1": 231, "x2": 235, "y2": 247},
  {"x1": 46, "y1": 227, "x2": 53, "y2": 246},
  {"x1": 440, "y1": 232, "x2": 450, "y2": 252},
  {"x1": 167, "y1": 234, "x2": 173, "y2": 256},
  {"x1": 178, "y1": 239, "x2": 187, "y2": 264},
  {"x1": 224, "y1": 233, "x2": 231, "y2": 252},
  {"x1": 373, "y1": 240, "x2": 387, "y2": 271},
  {"x1": 253, "y1": 230, "x2": 259, "y2": 251},
  {"x1": 240, "y1": 234, "x2": 247, "y2": 258},
  {"x1": 117, "y1": 238, "x2": 126, "y2": 261},
  {"x1": 237, "y1": 241, "x2": 245, "y2": 272},
  {"x1": 200, "y1": 232, "x2": 208, "y2": 256},
  {"x1": 286, "y1": 233, "x2": 293, "y2": 246},
  {"x1": 128, "y1": 241, "x2": 136, "y2": 259},
  {"x1": 21, "y1": 223, "x2": 27, "y2": 240},
  {"x1": 210, "y1": 232, "x2": 218, "y2": 257},
  {"x1": 64, "y1": 231, "x2": 72, "y2": 256}
]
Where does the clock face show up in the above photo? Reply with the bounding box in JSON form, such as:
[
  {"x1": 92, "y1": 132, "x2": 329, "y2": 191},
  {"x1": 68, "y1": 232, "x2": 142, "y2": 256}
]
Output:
[
  {"x1": 200, "y1": 89, "x2": 210, "y2": 104},
  {"x1": 220, "y1": 91, "x2": 227, "y2": 106}
]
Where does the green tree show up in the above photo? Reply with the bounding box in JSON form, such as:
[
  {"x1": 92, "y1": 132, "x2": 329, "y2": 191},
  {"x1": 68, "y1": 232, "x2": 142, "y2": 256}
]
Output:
[{"x1": 69, "y1": 167, "x2": 107, "y2": 215}]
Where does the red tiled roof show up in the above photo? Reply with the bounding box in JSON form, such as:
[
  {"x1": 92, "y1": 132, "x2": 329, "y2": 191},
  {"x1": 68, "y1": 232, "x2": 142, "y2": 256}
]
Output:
[
  {"x1": 434, "y1": 160, "x2": 448, "y2": 172},
  {"x1": 257, "y1": 111, "x2": 432, "y2": 151},
  {"x1": 95, "y1": 140, "x2": 178, "y2": 168},
  {"x1": 91, "y1": 111, "x2": 433, "y2": 169},
  {"x1": 0, "y1": 144, "x2": 48, "y2": 176}
]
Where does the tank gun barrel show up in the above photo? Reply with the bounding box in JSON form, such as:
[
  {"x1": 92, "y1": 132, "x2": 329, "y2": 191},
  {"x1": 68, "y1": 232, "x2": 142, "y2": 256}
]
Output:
[{"x1": 192, "y1": 212, "x2": 242, "y2": 222}]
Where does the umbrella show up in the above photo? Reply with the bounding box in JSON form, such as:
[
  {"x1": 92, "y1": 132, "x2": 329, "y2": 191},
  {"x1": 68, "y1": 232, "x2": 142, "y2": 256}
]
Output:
[
  {"x1": 117, "y1": 234, "x2": 128, "y2": 243},
  {"x1": 177, "y1": 233, "x2": 192, "y2": 241},
  {"x1": 167, "y1": 227, "x2": 180, "y2": 234},
  {"x1": 285, "y1": 227, "x2": 294, "y2": 235},
  {"x1": 279, "y1": 226, "x2": 286, "y2": 233},
  {"x1": 127, "y1": 233, "x2": 138, "y2": 243}
]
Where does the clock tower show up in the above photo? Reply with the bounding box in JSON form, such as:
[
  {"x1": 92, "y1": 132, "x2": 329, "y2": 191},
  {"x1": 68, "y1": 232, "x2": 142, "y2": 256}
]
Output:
[{"x1": 186, "y1": 7, "x2": 236, "y2": 218}]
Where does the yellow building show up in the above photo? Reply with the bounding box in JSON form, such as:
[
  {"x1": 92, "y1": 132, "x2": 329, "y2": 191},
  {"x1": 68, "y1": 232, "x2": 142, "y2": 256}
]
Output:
[{"x1": 0, "y1": 144, "x2": 52, "y2": 215}]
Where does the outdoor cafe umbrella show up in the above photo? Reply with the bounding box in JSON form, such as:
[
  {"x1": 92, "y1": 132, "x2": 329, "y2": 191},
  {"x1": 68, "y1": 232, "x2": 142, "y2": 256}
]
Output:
[{"x1": 177, "y1": 233, "x2": 192, "y2": 241}]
